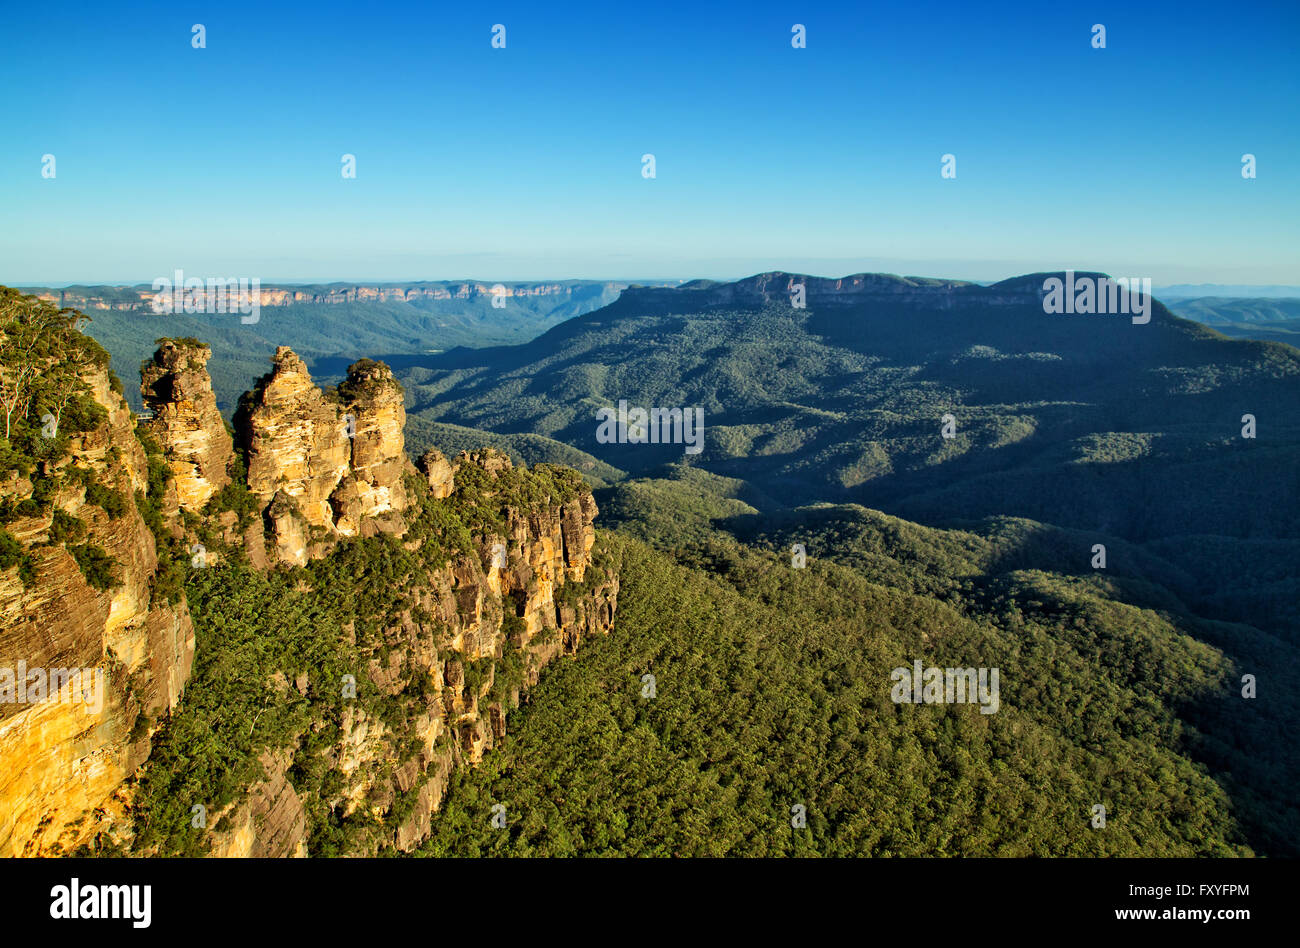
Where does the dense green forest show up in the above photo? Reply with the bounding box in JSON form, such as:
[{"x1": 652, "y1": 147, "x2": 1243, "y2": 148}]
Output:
[
  {"x1": 419, "y1": 528, "x2": 1290, "y2": 856},
  {"x1": 124, "y1": 490, "x2": 1296, "y2": 857}
]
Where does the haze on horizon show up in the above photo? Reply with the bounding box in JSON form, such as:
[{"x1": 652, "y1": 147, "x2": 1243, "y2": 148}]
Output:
[{"x1": 14, "y1": 263, "x2": 1300, "y2": 297}]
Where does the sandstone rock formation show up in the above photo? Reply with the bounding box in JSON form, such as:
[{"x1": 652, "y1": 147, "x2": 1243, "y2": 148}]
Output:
[
  {"x1": 332, "y1": 359, "x2": 409, "y2": 535},
  {"x1": 140, "y1": 340, "x2": 233, "y2": 513},
  {"x1": 1, "y1": 335, "x2": 618, "y2": 858},
  {"x1": 241, "y1": 348, "x2": 411, "y2": 562},
  {"x1": 0, "y1": 360, "x2": 195, "y2": 856},
  {"x1": 243, "y1": 347, "x2": 352, "y2": 530},
  {"x1": 416, "y1": 449, "x2": 455, "y2": 499},
  {"x1": 213, "y1": 448, "x2": 619, "y2": 855}
]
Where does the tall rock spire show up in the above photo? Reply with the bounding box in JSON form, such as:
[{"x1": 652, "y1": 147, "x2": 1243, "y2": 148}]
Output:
[{"x1": 140, "y1": 340, "x2": 233, "y2": 513}]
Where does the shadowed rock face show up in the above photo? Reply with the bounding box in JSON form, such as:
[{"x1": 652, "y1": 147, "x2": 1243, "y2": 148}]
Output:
[
  {"x1": 140, "y1": 341, "x2": 233, "y2": 513},
  {"x1": 0, "y1": 361, "x2": 195, "y2": 856}
]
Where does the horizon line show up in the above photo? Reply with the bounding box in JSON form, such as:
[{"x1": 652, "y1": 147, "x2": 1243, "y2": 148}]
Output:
[{"x1": 10, "y1": 273, "x2": 1300, "y2": 293}]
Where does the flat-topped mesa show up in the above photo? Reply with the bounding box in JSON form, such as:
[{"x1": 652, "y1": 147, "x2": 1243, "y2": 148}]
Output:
[
  {"x1": 140, "y1": 340, "x2": 233, "y2": 513},
  {"x1": 241, "y1": 347, "x2": 410, "y2": 561}
]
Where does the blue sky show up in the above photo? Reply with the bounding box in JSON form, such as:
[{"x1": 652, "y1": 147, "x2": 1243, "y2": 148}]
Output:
[{"x1": 1, "y1": 0, "x2": 1296, "y2": 285}]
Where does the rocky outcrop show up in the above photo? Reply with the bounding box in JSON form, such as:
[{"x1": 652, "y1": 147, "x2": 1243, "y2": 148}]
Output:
[
  {"x1": 1, "y1": 332, "x2": 618, "y2": 859},
  {"x1": 265, "y1": 491, "x2": 309, "y2": 567},
  {"x1": 326, "y1": 450, "x2": 617, "y2": 852},
  {"x1": 185, "y1": 446, "x2": 619, "y2": 857},
  {"x1": 416, "y1": 449, "x2": 455, "y2": 499},
  {"x1": 243, "y1": 348, "x2": 352, "y2": 530},
  {"x1": 206, "y1": 750, "x2": 309, "y2": 858},
  {"x1": 140, "y1": 340, "x2": 233, "y2": 513},
  {"x1": 0, "y1": 361, "x2": 195, "y2": 856},
  {"x1": 332, "y1": 359, "x2": 409, "y2": 535},
  {"x1": 241, "y1": 348, "x2": 411, "y2": 562}
]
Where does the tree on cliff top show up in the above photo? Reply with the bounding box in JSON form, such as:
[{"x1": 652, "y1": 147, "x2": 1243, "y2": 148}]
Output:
[{"x1": 0, "y1": 288, "x2": 107, "y2": 451}]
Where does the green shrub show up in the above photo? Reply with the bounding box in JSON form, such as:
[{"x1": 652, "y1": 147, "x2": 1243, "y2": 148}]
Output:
[
  {"x1": 47, "y1": 508, "x2": 86, "y2": 543},
  {"x1": 69, "y1": 543, "x2": 122, "y2": 590},
  {"x1": 0, "y1": 527, "x2": 35, "y2": 584}
]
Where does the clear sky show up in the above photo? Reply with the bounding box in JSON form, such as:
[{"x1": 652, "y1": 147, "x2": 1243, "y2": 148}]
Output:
[{"x1": 1, "y1": 0, "x2": 1296, "y2": 285}]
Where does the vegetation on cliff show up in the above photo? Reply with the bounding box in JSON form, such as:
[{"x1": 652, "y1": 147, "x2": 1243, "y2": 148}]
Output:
[
  {"x1": 124, "y1": 457, "x2": 617, "y2": 856},
  {"x1": 0, "y1": 291, "x2": 125, "y2": 585}
]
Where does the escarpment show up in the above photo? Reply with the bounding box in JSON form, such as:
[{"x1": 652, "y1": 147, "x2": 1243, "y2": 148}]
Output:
[
  {"x1": 0, "y1": 323, "x2": 195, "y2": 856},
  {"x1": 1, "y1": 317, "x2": 619, "y2": 857},
  {"x1": 192, "y1": 448, "x2": 619, "y2": 856}
]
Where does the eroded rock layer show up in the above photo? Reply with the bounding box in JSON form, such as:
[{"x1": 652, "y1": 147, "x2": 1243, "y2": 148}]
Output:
[
  {"x1": 0, "y1": 362, "x2": 195, "y2": 856},
  {"x1": 203, "y1": 447, "x2": 618, "y2": 856}
]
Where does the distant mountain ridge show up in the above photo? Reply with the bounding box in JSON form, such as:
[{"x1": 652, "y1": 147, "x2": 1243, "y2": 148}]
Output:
[
  {"x1": 20, "y1": 280, "x2": 627, "y2": 313},
  {"x1": 616, "y1": 269, "x2": 1151, "y2": 314},
  {"x1": 1156, "y1": 284, "x2": 1300, "y2": 299},
  {"x1": 389, "y1": 269, "x2": 1300, "y2": 642},
  {"x1": 1162, "y1": 296, "x2": 1300, "y2": 347}
]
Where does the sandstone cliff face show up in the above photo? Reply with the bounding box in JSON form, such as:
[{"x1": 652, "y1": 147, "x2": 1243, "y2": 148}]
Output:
[
  {"x1": 140, "y1": 341, "x2": 233, "y2": 513},
  {"x1": 417, "y1": 449, "x2": 455, "y2": 499},
  {"x1": 333, "y1": 359, "x2": 410, "y2": 536},
  {"x1": 2, "y1": 336, "x2": 618, "y2": 858},
  {"x1": 0, "y1": 362, "x2": 195, "y2": 856},
  {"x1": 244, "y1": 347, "x2": 351, "y2": 530},
  {"x1": 202, "y1": 447, "x2": 618, "y2": 856},
  {"x1": 242, "y1": 348, "x2": 410, "y2": 562},
  {"x1": 206, "y1": 749, "x2": 309, "y2": 858}
]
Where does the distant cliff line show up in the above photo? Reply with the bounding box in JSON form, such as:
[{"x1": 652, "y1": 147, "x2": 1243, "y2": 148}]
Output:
[{"x1": 17, "y1": 281, "x2": 629, "y2": 313}]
